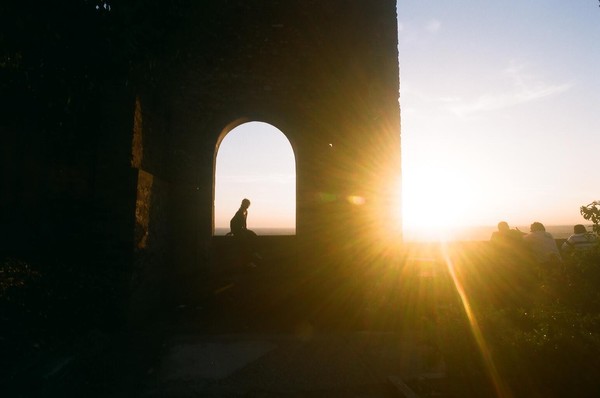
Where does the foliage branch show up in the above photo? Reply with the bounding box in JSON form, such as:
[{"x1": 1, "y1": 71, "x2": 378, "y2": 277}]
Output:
[{"x1": 581, "y1": 201, "x2": 600, "y2": 234}]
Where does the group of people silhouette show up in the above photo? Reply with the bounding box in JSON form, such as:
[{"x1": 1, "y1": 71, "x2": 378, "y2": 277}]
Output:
[
  {"x1": 229, "y1": 197, "x2": 599, "y2": 272},
  {"x1": 490, "y1": 220, "x2": 598, "y2": 275}
]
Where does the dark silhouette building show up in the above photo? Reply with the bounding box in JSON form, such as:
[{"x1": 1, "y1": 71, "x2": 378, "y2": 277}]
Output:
[{"x1": 1, "y1": 1, "x2": 401, "y2": 323}]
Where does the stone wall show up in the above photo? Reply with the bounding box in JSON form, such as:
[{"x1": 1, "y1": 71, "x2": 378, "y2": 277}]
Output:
[
  {"x1": 125, "y1": 0, "x2": 401, "y2": 309},
  {"x1": 2, "y1": 1, "x2": 401, "y2": 324}
]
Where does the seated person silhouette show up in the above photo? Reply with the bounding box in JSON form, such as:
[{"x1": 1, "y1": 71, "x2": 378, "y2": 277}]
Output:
[
  {"x1": 230, "y1": 198, "x2": 260, "y2": 266},
  {"x1": 490, "y1": 221, "x2": 526, "y2": 264},
  {"x1": 561, "y1": 224, "x2": 599, "y2": 254},
  {"x1": 490, "y1": 221, "x2": 524, "y2": 245},
  {"x1": 523, "y1": 221, "x2": 562, "y2": 277}
]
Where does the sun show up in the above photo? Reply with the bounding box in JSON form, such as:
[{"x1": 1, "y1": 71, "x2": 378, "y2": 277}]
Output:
[{"x1": 402, "y1": 166, "x2": 475, "y2": 233}]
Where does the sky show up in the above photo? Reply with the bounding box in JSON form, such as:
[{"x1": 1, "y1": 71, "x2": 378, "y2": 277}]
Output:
[
  {"x1": 214, "y1": 1, "x2": 600, "y2": 238},
  {"x1": 214, "y1": 122, "x2": 296, "y2": 232},
  {"x1": 399, "y1": 0, "x2": 600, "y2": 231}
]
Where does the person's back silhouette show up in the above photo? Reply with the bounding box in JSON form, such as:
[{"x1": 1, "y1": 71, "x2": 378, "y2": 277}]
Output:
[
  {"x1": 230, "y1": 198, "x2": 251, "y2": 236},
  {"x1": 230, "y1": 198, "x2": 260, "y2": 266}
]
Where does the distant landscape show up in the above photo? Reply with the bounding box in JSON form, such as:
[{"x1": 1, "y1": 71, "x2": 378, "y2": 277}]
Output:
[
  {"x1": 215, "y1": 225, "x2": 587, "y2": 241},
  {"x1": 214, "y1": 227, "x2": 296, "y2": 236},
  {"x1": 404, "y1": 224, "x2": 585, "y2": 242}
]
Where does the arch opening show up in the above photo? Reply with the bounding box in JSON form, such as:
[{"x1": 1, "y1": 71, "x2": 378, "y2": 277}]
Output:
[{"x1": 213, "y1": 121, "x2": 296, "y2": 236}]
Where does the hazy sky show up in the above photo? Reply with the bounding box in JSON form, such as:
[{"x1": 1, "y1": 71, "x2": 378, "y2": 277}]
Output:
[
  {"x1": 399, "y1": 0, "x2": 600, "y2": 229},
  {"x1": 214, "y1": 2, "x2": 600, "y2": 236},
  {"x1": 214, "y1": 122, "x2": 296, "y2": 231}
]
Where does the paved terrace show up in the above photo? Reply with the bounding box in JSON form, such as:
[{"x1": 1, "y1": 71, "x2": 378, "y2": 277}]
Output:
[{"x1": 7, "y1": 240, "x2": 539, "y2": 397}]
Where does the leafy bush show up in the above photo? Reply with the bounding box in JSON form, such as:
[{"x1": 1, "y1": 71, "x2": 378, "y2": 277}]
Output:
[
  {"x1": 580, "y1": 201, "x2": 600, "y2": 234},
  {"x1": 433, "y1": 207, "x2": 600, "y2": 397},
  {"x1": 0, "y1": 254, "x2": 125, "y2": 375},
  {"x1": 0, "y1": 257, "x2": 41, "y2": 297}
]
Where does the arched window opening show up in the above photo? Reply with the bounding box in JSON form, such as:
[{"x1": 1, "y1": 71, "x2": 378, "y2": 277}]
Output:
[{"x1": 214, "y1": 121, "x2": 296, "y2": 236}]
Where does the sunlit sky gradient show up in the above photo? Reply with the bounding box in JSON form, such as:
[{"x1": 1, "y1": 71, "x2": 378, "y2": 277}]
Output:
[
  {"x1": 214, "y1": 2, "x2": 600, "y2": 238},
  {"x1": 214, "y1": 122, "x2": 296, "y2": 231},
  {"x1": 399, "y1": 0, "x2": 600, "y2": 231}
]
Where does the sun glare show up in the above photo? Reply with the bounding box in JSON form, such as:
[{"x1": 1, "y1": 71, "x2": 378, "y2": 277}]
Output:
[{"x1": 402, "y1": 166, "x2": 475, "y2": 236}]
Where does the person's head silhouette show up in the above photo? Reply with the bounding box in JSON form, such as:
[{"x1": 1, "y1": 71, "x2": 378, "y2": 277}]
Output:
[
  {"x1": 574, "y1": 224, "x2": 586, "y2": 234},
  {"x1": 530, "y1": 222, "x2": 545, "y2": 232},
  {"x1": 497, "y1": 221, "x2": 509, "y2": 232},
  {"x1": 241, "y1": 198, "x2": 251, "y2": 210}
]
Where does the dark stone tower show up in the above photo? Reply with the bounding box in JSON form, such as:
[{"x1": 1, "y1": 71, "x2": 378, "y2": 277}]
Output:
[
  {"x1": 127, "y1": 0, "x2": 401, "y2": 318},
  {"x1": 1, "y1": 1, "x2": 400, "y2": 324}
]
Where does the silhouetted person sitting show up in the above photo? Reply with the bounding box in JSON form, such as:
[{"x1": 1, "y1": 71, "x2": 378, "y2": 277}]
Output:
[
  {"x1": 488, "y1": 221, "x2": 531, "y2": 296},
  {"x1": 523, "y1": 222, "x2": 562, "y2": 278},
  {"x1": 230, "y1": 198, "x2": 260, "y2": 266},
  {"x1": 490, "y1": 221, "x2": 526, "y2": 265},
  {"x1": 561, "y1": 224, "x2": 598, "y2": 254},
  {"x1": 491, "y1": 221, "x2": 524, "y2": 247}
]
